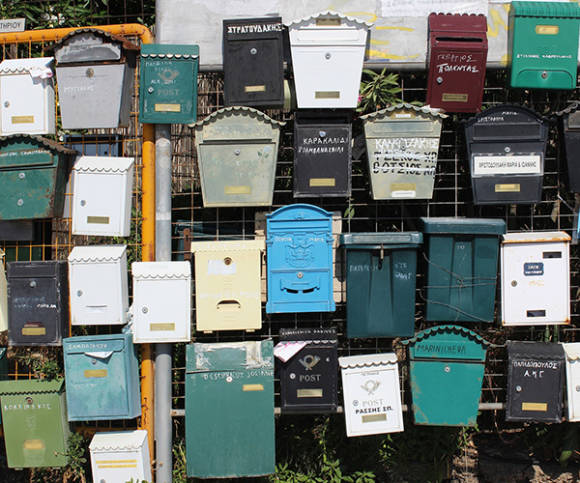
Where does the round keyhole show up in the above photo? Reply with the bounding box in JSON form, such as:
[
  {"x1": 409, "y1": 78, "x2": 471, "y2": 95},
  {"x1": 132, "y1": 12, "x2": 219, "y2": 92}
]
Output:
[
  {"x1": 289, "y1": 373, "x2": 296, "y2": 380},
  {"x1": 234, "y1": 149, "x2": 241, "y2": 156},
  {"x1": 86, "y1": 68, "x2": 94, "y2": 78},
  {"x1": 77, "y1": 290, "x2": 83, "y2": 297},
  {"x1": 26, "y1": 397, "x2": 33, "y2": 405},
  {"x1": 224, "y1": 257, "x2": 232, "y2": 265},
  {"x1": 91, "y1": 359, "x2": 97, "y2": 365},
  {"x1": 17, "y1": 199, "x2": 24, "y2": 206},
  {"x1": 319, "y1": 131, "x2": 326, "y2": 138},
  {"x1": 436, "y1": 76, "x2": 443, "y2": 84},
  {"x1": 511, "y1": 280, "x2": 517, "y2": 287},
  {"x1": 297, "y1": 272, "x2": 303, "y2": 279},
  {"x1": 325, "y1": 52, "x2": 331, "y2": 60},
  {"x1": 444, "y1": 365, "x2": 450, "y2": 373},
  {"x1": 148, "y1": 87, "x2": 154, "y2": 93},
  {"x1": 80, "y1": 200, "x2": 87, "y2": 207},
  {"x1": 504, "y1": 146, "x2": 511, "y2": 153},
  {"x1": 516, "y1": 385, "x2": 522, "y2": 392},
  {"x1": 142, "y1": 307, "x2": 149, "y2": 314},
  {"x1": 18, "y1": 172, "x2": 25, "y2": 179},
  {"x1": 29, "y1": 280, "x2": 37, "y2": 288},
  {"x1": 250, "y1": 48, "x2": 257, "y2": 55},
  {"x1": 3, "y1": 101, "x2": 9, "y2": 108},
  {"x1": 541, "y1": 71, "x2": 548, "y2": 79}
]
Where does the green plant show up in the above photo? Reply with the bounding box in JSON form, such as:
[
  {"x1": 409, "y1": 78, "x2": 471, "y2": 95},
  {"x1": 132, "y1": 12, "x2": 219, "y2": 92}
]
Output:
[
  {"x1": 172, "y1": 438, "x2": 188, "y2": 483},
  {"x1": 357, "y1": 68, "x2": 403, "y2": 114},
  {"x1": 61, "y1": 432, "x2": 90, "y2": 483}
]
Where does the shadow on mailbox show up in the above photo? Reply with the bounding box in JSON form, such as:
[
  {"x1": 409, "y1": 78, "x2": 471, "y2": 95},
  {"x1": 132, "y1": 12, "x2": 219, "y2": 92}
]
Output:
[{"x1": 556, "y1": 103, "x2": 580, "y2": 192}]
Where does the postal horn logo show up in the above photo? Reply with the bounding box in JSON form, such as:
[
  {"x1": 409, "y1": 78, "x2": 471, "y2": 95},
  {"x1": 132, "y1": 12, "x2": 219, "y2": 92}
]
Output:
[
  {"x1": 299, "y1": 354, "x2": 320, "y2": 371},
  {"x1": 159, "y1": 68, "x2": 179, "y2": 83},
  {"x1": 361, "y1": 379, "x2": 380, "y2": 395}
]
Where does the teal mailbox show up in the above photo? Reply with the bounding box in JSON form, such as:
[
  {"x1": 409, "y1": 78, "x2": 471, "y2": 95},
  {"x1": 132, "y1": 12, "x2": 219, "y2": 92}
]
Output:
[{"x1": 402, "y1": 325, "x2": 490, "y2": 426}]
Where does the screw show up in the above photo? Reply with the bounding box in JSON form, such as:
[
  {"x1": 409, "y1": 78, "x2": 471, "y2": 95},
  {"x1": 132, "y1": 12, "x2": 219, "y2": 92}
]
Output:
[
  {"x1": 436, "y1": 76, "x2": 443, "y2": 84},
  {"x1": 148, "y1": 87, "x2": 154, "y2": 93}
]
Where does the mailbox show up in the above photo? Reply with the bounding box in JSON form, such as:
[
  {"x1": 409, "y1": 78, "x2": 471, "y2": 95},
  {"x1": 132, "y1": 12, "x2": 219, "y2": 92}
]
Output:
[
  {"x1": 185, "y1": 340, "x2": 275, "y2": 478},
  {"x1": 0, "y1": 57, "x2": 55, "y2": 135},
  {"x1": 501, "y1": 231, "x2": 570, "y2": 326},
  {"x1": 0, "y1": 379, "x2": 69, "y2": 468},
  {"x1": 192, "y1": 106, "x2": 285, "y2": 207},
  {"x1": 420, "y1": 217, "x2": 505, "y2": 323},
  {"x1": 557, "y1": 103, "x2": 580, "y2": 192},
  {"x1": 63, "y1": 332, "x2": 140, "y2": 421},
  {"x1": 427, "y1": 14, "x2": 488, "y2": 113},
  {"x1": 71, "y1": 156, "x2": 134, "y2": 237},
  {"x1": 286, "y1": 11, "x2": 371, "y2": 109},
  {"x1": 562, "y1": 343, "x2": 580, "y2": 422},
  {"x1": 131, "y1": 261, "x2": 191, "y2": 343},
  {"x1": 402, "y1": 325, "x2": 490, "y2": 426},
  {"x1": 68, "y1": 245, "x2": 128, "y2": 326},
  {"x1": 277, "y1": 328, "x2": 338, "y2": 413},
  {"x1": 509, "y1": 1, "x2": 580, "y2": 89},
  {"x1": 191, "y1": 240, "x2": 264, "y2": 332},
  {"x1": 0, "y1": 250, "x2": 7, "y2": 332},
  {"x1": 7, "y1": 260, "x2": 68, "y2": 346},
  {"x1": 464, "y1": 105, "x2": 549, "y2": 204},
  {"x1": 139, "y1": 44, "x2": 199, "y2": 124},
  {"x1": 223, "y1": 17, "x2": 284, "y2": 107},
  {"x1": 266, "y1": 204, "x2": 335, "y2": 313},
  {"x1": 506, "y1": 341, "x2": 565, "y2": 423},
  {"x1": 0, "y1": 221, "x2": 36, "y2": 241},
  {"x1": 53, "y1": 28, "x2": 138, "y2": 129},
  {"x1": 0, "y1": 135, "x2": 75, "y2": 221},
  {"x1": 90, "y1": 430, "x2": 151, "y2": 483},
  {"x1": 294, "y1": 111, "x2": 352, "y2": 197}
]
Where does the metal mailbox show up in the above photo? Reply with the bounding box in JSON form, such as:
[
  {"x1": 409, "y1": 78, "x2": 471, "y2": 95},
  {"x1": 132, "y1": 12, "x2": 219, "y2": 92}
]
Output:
[
  {"x1": 562, "y1": 343, "x2": 580, "y2": 422},
  {"x1": 501, "y1": 231, "x2": 570, "y2": 326},
  {"x1": 427, "y1": 14, "x2": 488, "y2": 113},
  {"x1": 192, "y1": 106, "x2": 285, "y2": 207},
  {"x1": 0, "y1": 221, "x2": 36, "y2": 241},
  {"x1": 402, "y1": 325, "x2": 490, "y2": 426},
  {"x1": 7, "y1": 260, "x2": 68, "y2": 346},
  {"x1": 464, "y1": 105, "x2": 549, "y2": 204},
  {"x1": 0, "y1": 57, "x2": 55, "y2": 135},
  {"x1": 139, "y1": 44, "x2": 199, "y2": 124},
  {"x1": 185, "y1": 340, "x2": 275, "y2": 478},
  {"x1": 506, "y1": 341, "x2": 565, "y2": 423},
  {"x1": 53, "y1": 28, "x2": 139, "y2": 129},
  {"x1": 278, "y1": 327, "x2": 338, "y2": 413},
  {"x1": 286, "y1": 11, "x2": 371, "y2": 109},
  {"x1": 557, "y1": 103, "x2": 580, "y2": 192},
  {"x1": 0, "y1": 250, "x2": 7, "y2": 333},
  {"x1": 223, "y1": 17, "x2": 284, "y2": 107},
  {"x1": 191, "y1": 239, "x2": 264, "y2": 332},
  {"x1": 68, "y1": 245, "x2": 128, "y2": 326},
  {"x1": 63, "y1": 332, "x2": 140, "y2": 421},
  {"x1": 509, "y1": 1, "x2": 580, "y2": 90},
  {"x1": 420, "y1": 217, "x2": 505, "y2": 323},
  {"x1": 0, "y1": 379, "x2": 69, "y2": 468},
  {"x1": 266, "y1": 204, "x2": 335, "y2": 314}
]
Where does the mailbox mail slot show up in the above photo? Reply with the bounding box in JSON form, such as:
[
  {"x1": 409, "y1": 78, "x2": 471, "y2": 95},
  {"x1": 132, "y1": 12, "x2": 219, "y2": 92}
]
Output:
[
  {"x1": 464, "y1": 105, "x2": 549, "y2": 204},
  {"x1": 562, "y1": 343, "x2": 580, "y2": 422},
  {"x1": 506, "y1": 341, "x2": 565, "y2": 422},
  {"x1": 1, "y1": 250, "x2": 7, "y2": 333},
  {"x1": 223, "y1": 17, "x2": 284, "y2": 107},
  {"x1": 557, "y1": 103, "x2": 580, "y2": 192},
  {"x1": 266, "y1": 204, "x2": 335, "y2": 313}
]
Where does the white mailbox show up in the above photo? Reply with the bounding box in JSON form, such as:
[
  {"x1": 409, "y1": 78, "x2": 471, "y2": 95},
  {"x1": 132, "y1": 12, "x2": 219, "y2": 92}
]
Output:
[
  {"x1": 72, "y1": 156, "x2": 134, "y2": 237},
  {"x1": 0, "y1": 250, "x2": 7, "y2": 332},
  {"x1": 0, "y1": 57, "x2": 55, "y2": 135},
  {"x1": 131, "y1": 261, "x2": 191, "y2": 343},
  {"x1": 286, "y1": 11, "x2": 371, "y2": 109},
  {"x1": 563, "y1": 343, "x2": 580, "y2": 422},
  {"x1": 68, "y1": 245, "x2": 128, "y2": 326},
  {"x1": 339, "y1": 353, "x2": 404, "y2": 437},
  {"x1": 89, "y1": 430, "x2": 151, "y2": 483},
  {"x1": 501, "y1": 232, "x2": 570, "y2": 326}
]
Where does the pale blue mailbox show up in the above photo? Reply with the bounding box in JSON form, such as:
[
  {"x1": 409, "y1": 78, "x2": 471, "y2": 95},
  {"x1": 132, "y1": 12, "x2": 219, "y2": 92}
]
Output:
[
  {"x1": 266, "y1": 204, "x2": 335, "y2": 313},
  {"x1": 62, "y1": 332, "x2": 140, "y2": 421}
]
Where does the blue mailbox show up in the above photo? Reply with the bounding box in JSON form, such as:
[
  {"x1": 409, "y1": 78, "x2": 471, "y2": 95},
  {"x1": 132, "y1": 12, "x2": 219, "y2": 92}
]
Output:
[{"x1": 266, "y1": 204, "x2": 335, "y2": 314}]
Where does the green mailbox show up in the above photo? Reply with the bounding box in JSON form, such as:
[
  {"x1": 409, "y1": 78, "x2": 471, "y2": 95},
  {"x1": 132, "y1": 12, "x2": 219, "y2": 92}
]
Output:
[
  {"x1": 420, "y1": 217, "x2": 505, "y2": 323},
  {"x1": 185, "y1": 340, "x2": 275, "y2": 478},
  {"x1": 509, "y1": 1, "x2": 580, "y2": 89},
  {"x1": 0, "y1": 379, "x2": 69, "y2": 468},
  {"x1": 401, "y1": 325, "x2": 490, "y2": 426},
  {"x1": 340, "y1": 232, "x2": 422, "y2": 338},
  {"x1": 139, "y1": 44, "x2": 199, "y2": 124}
]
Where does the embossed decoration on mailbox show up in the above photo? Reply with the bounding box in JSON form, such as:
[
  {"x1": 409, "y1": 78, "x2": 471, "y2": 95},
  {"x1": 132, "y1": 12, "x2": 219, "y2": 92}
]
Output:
[
  {"x1": 427, "y1": 14, "x2": 488, "y2": 113},
  {"x1": 139, "y1": 44, "x2": 199, "y2": 124},
  {"x1": 509, "y1": 1, "x2": 580, "y2": 90},
  {"x1": 420, "y1": 217, "x2": 505, "y2": 323},
  {"x1": 0, "y1": 379, "x2": 69, "y2": 468},
  {"x1": 464, "y1": 105, "x2": 549, "y2": 204},
  {"x1": 7, "y1": 260, "x2": 68, "y2": 346},
  {"x1": 0, "y1": 135, "x2": 75, "y2": 221},
  {"x1": 0, "y1": 250, "x2": 7, "y2": 333},
  {"x1": 556, "y1": 103, "x2": 580, "y2": 192},
  {"x1": 63, "y1": 332, "x2": 140, "y2": 421},
  {"x1": 286, "y1": 11, "x2": 372, "y2": 109},
  {"x1": 0, "y1": 57, "x2": 56, "y2": 135},
  {"x1": 185, "y1": 340, "x2": 275, "y2": 478},
  {"x1": 562, "y1": 343, "x2": 580, "y2": 422},
  {"x1": 501, "y1": 232, "x2": 570, "y2": 326},
  {"x1": 53, "y1": 28, "x2": 139, "y2": 129},
  {"x1": 506, "y1": 341, "x2": 565, "y2": 423},
  {"x1": 191, "y1": 240, "x2": 264, "y2": 332},
  {"x1": 223, "y1": 17, "x2": 284, "y2": 107},
  {"x1": 266, "y1": 204, "x2": 335, "y2": 314},
  {"x1": 192, "y1": 106, "x2": 285, "y2": 207},
  {"x1": 402, "y1": 325, "x2": 490, "y2": 426}
]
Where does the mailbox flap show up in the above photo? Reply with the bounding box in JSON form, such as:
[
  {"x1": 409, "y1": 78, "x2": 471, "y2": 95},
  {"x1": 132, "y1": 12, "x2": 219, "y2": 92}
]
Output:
[
  {"x1": 267, "y1": 203, "x2": 332, "y2": 223},
  {"x1": 132, "y1": 261, "x2": 191, "y2": 280},
  {"x1": 68, "y1": 245, "x2": 126, "y2": 264},
  {"x1": 186, "y1": 340, "x2": 274, "y2": 373},
  {"x1": 420, "y1": 217, "x2": 506, "y2": 235},
  {"x1": 7, "y1": 260, "x2": 64, "y2": 279},
  {"x1": 224, "y1": 17, "x2": 284, "y2": 41},
  {"x1": 0, "y1": 57, "x2": 54, "y2": 76},
  {"x1": 0, "y1": 379, "x2": 64, "y2": 395},
  {"x1": 465, "y1": 105, "x2": 548, "y2": 141},
  {"x1": 89, "y1": 429, "x2": 148, "y2": 452},
  {"x1": 280, "y1": 327, "x2": 337, "y2": 343},
  {"x1": 73, "y1": 156, "x2": 134, "y2": 174},
  {"x1": 190, "y1": 239, "x2": 264, "y2": 253},
  {"x1": 141, "y1": 43, "x2": 199, "y2": 59},
  {"x1": 63, "y1": 336, "x2": 125, "y2": 355},
  {"x1": 507, "y1": 341, "x2": 565, "y2": 362},
  {"x1": 339, "y1": 352, "x2": 397, "y2": 368},
  {"x1": 286, "y1": 11, "x2": 372, "y2": 44},
  {"x1": 340, "y1": 232, "x2": 422, "y2": 249},
  {"x1": 429, "y1": 13, "x2": 488, "y2": 35},
  {"x1": 511, "y1": 1, "x2": 580, "y2": 18}
]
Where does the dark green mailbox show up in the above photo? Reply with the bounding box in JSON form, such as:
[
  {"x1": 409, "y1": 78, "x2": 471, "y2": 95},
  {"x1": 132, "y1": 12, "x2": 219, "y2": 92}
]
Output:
[
  {"x1": 402, "y1": 325, "x2": 490, "y2": 426},
  {"x1": 340, "y1": 232, "x2": 422, "y2": 338}
]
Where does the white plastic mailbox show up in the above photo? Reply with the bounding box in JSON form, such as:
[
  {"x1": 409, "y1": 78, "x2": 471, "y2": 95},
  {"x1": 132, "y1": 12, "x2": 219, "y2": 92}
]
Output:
[{"x1": 563, "y1": 343, "x2": 580, "y2": 422}]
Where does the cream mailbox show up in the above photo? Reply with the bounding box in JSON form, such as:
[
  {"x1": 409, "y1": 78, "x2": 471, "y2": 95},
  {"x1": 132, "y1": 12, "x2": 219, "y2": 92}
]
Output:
[
  {"x1": 286, "y1": 11, "x2": 371, "y2": 109},
  {"x1": 0, "y1": 57, "x2": 55, "y2": 135},
  {"x1": 563, "y1": 343, "x2": 580, "y2": 422}
]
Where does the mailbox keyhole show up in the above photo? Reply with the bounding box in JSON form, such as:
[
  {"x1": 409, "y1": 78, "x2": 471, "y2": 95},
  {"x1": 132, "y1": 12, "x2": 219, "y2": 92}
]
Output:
[
  {"x1": 25, "y1": 397, "x2": 33, "y2": 405},
  {"x1": 511, "y1": 280, "x2": 517, "y2": 287},
  {"x1": 319, "y1": 131, "x2": 326, "y2": 138},
  {"x1": 17, "y1": 198, "x2": 24, "y2": 206},
  {"x1": 80, "y1": 200, "x2": 87, "y2": 207},
  {"x1": 91, "y1": 359, "x2": 97, "y2": 365},
  {"x1": 541, "y1": 71, "x2": 548, "y2": 79},
  {"x1": 224, "y1": 257, "x2": 232, "y2": 265},
  {"x1": 444, "y1": 365, "x2": 450, "y2": 373},
  {"x1": 297, "y1": 272, "x2": 303, "y2": 279},
  {"x1": 516, "y1": 385, "x2": 522, "y2": 392},
  {"x1": 77, "y1": 290, "x2": 83, "y2": 297},
  {"x1": 3, "y1": 101, "x2": 9, "y2": 108},
  {"x1": 18, "y1": 172, "x2": 25, "y2": 179},
  {"x1": 436, "y1": 76, "x2": 443, "y2": 84},
  {"x1": 142, "y1": 307, "x2": 149, "y2": 314},
  {"x1": 576, "y1": 385, "x2": 580, "y2": 392},
  {"x1": 86, "y1": 68, "x2": 94, "y2": 78},
  {"x1": 250, "y1": 48, "x2": 258, "y2": 55},
  {"x1": 29, "y1": 280, "x2": 37, "y2": 288},
  {"x1": 325, "y1": 52, "x2": 331, "y2": 60}
]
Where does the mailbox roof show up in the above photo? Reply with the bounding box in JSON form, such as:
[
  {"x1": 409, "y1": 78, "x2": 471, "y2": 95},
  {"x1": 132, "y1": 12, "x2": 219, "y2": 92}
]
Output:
[
  {"x1": 68, "y1": 245, "x2": 127, "y2": 263},
  {"x1": 340, "y1": 232, "x2": 422, "y2": 248},
  {"x1": 0, "y1": 135, "x2": 77, "y2": 155},
  {"x1": 132, "y1": 261, "x2": 191, "y2": 279},
  {"x1": 507, "y1": 341, "x2": 565, "y2": 360},
  {"x1": 464, "y1": 103, "x2": 548, "y2": 127},
  {"x1": 420, "y1": 217, "x2": 506, "y2": 235},
  {"x1": 189, "y1": 106, "x2": 285, "y2": 128},
  {"x1": 562, "y1": 343, "x2": 580, "y2": 360},
  {"x1": 141, "y1": 43, "x2": 199, "y2": 58},
  {"x1": 285, "y1": 10, "x2": 373, "y2": 28},
  {"x1": 89, "y1": 430, "x2": 148, "y2": 451},
  {"x1": 52, "y1": 27, "x2": 139, "y2": 52},
  {"x1": 502, "y1": 231, "x2": 571, "y2": 244},
  {"x1": 190, "y1": 239, "x2": 265, "y2": 253},
  {"x1": 0, "y1": 379, "x2": 64, "y2": 395},
  {"x1": 400, "y1": 324, "x2": 491, "y2": 347},
  {"x1": 339, "y1": 353, "x2": 397, "y2": 368},
  {"x1": 0, "y1": 56, "x2": 53, "y2": 74},
  {"x1": 267, "y1": 203, "x2": 333, "y2": 222},
  {"x1": 511, "y1": 1, "x2": 580, "y2": 18},
  {"x1": 428, "y1": 13, "x2": 487, "y2": 33},
  {"x1": 73, "y1": 156, "x2": 134, "y2": 174},
  {"x1": 359, "y1": 103, "x2": 447, "y2": 121}
]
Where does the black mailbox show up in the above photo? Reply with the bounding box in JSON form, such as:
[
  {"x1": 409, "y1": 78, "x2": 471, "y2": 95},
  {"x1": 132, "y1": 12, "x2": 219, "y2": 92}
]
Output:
[
  {"x1": 278, "y1": 327, "x2": 338, "y2": 413},
  {"x1": 506, "y1": 341, "x2": 565, "y2": 423},
  {"x1": 223, "y1": 17, "x2": 284, "y2": 107},
  {"x1": 7, "y1": 261, "x2": 68, "y2": 346},
  {"x1": 464, "y1": 105, "x2": 548, "y2": 204},
  {"x1": 0, "y1": 221, "x2": 35, "y2": 241},
  {"x1": 557, "y1": 103, "x2": 580, "y2": 192}
]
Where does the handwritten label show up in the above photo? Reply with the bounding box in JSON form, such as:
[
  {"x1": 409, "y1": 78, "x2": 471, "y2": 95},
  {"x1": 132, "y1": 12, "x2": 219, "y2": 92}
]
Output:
[
  {"x1": 473, "y1": 155, "x2": 541, "y2": 175},
  {"x1": 297, "y1": 130, "x2": 349, "y2": 157}
]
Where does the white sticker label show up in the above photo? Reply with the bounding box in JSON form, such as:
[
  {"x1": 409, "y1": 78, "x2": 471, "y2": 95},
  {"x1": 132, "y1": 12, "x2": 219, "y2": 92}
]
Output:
[
  {"x1": 207, "y1": 259, "x2": 237, "y2": 275},
  {"x1": 473, "y1": 155, "x2": 541, "y2": 176},
  {"x1": 391, "y1": 190, "x2": 416, "y2": 198}
]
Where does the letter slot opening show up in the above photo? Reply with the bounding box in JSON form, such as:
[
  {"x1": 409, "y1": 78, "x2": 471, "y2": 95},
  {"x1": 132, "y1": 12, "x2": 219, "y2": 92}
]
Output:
[
  {"x1": 527, "y1": 310, "x2": 546, "y2": 318},
  {"x1": 435, "y1": 37, "x2": 483, "y2": 43},
  {"x1": 216, "y1": 300, "x2": 241, "y2": 311},
  {"x1": 543, "y1": 251, "x2": 562, "y2": 259}
]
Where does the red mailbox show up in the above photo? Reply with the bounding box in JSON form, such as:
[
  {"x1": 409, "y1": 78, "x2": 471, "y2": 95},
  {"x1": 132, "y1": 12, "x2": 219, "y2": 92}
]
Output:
[{"x1": 427, "y1": 13, "x2": 488, "y2": 113}]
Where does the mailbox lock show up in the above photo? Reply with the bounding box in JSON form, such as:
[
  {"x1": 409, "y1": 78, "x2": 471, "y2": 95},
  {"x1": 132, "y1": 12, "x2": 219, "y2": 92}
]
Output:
[
  {"x1": 541, "y1": 71, "x2": 548, "y2": 79},
  {"x1": 3, "y1": 101, "x2": 9, "y2": 108},
  {"x1": 234, "y1": 149, "x2": 241, "y2": 156},
  {"x1": 226, "y1": 376, "x2": 233, "y2": 383},
  {"x1": 142, "y1": 307, "x2": 149, "y2": 314},
  {"x1": 25, "y1": 397, "x2": 33, "y2": 405},
  {"x1": 29, "y1": 280, "x2": 37, "y2": 288},
  {"x1": 444, "y1": 365, "x2": 450, "y2": 373},
  {"x1": 511, "y1": 280, "x2": 517, "y2": 287},
  {"x1": 224, "y1": 257, "x2": 232, "y2": 265},
  {"x1": 86, "y1": 68, "x2": 94, "y2": 78},
  {"x1": 504, "y1": 146, "x2": 511, "y2": 153},
  {"x1": 436, "y1": 76, "x2": 443, "y2": 84},
  {"x1": 91, "y1": 358, "x2": 97, "y2": 365},
  {"x1": 516, "y1": 385, "x2": 522, "y2": 392},
  {"x1": 18, "y1": 172, "x2": 25, "y2": 179},
  {"x1": 77, "y1": 290, "x2": 83, "y2": 297},
  {"x1": 250, "y1": 48, "x2": 258, "y2": 55},
  {"x1": 576, "y1": 385, "x2": 580, "y2": 392},
  {"x1": 148, "y1": 87, "x2": 154, "y2": 93},
  {"x1": 319, "y1": 131, "x2": 326, "y2": 138},
  {"x1": 289, "y1": 373, "x2": 296, "y2": 380},
  {"x1": 297, "y1": 272, "x2": 303, "y2": 279},
  {"x1": 325, "y1": 53, "x2": 331, "y2": 60},
  {"x1": 80, "y1": 200, "x2": 87, "y2": 207},
  {"x1": 17, "y1": 198, "x2": 24, "y2": 206}
]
